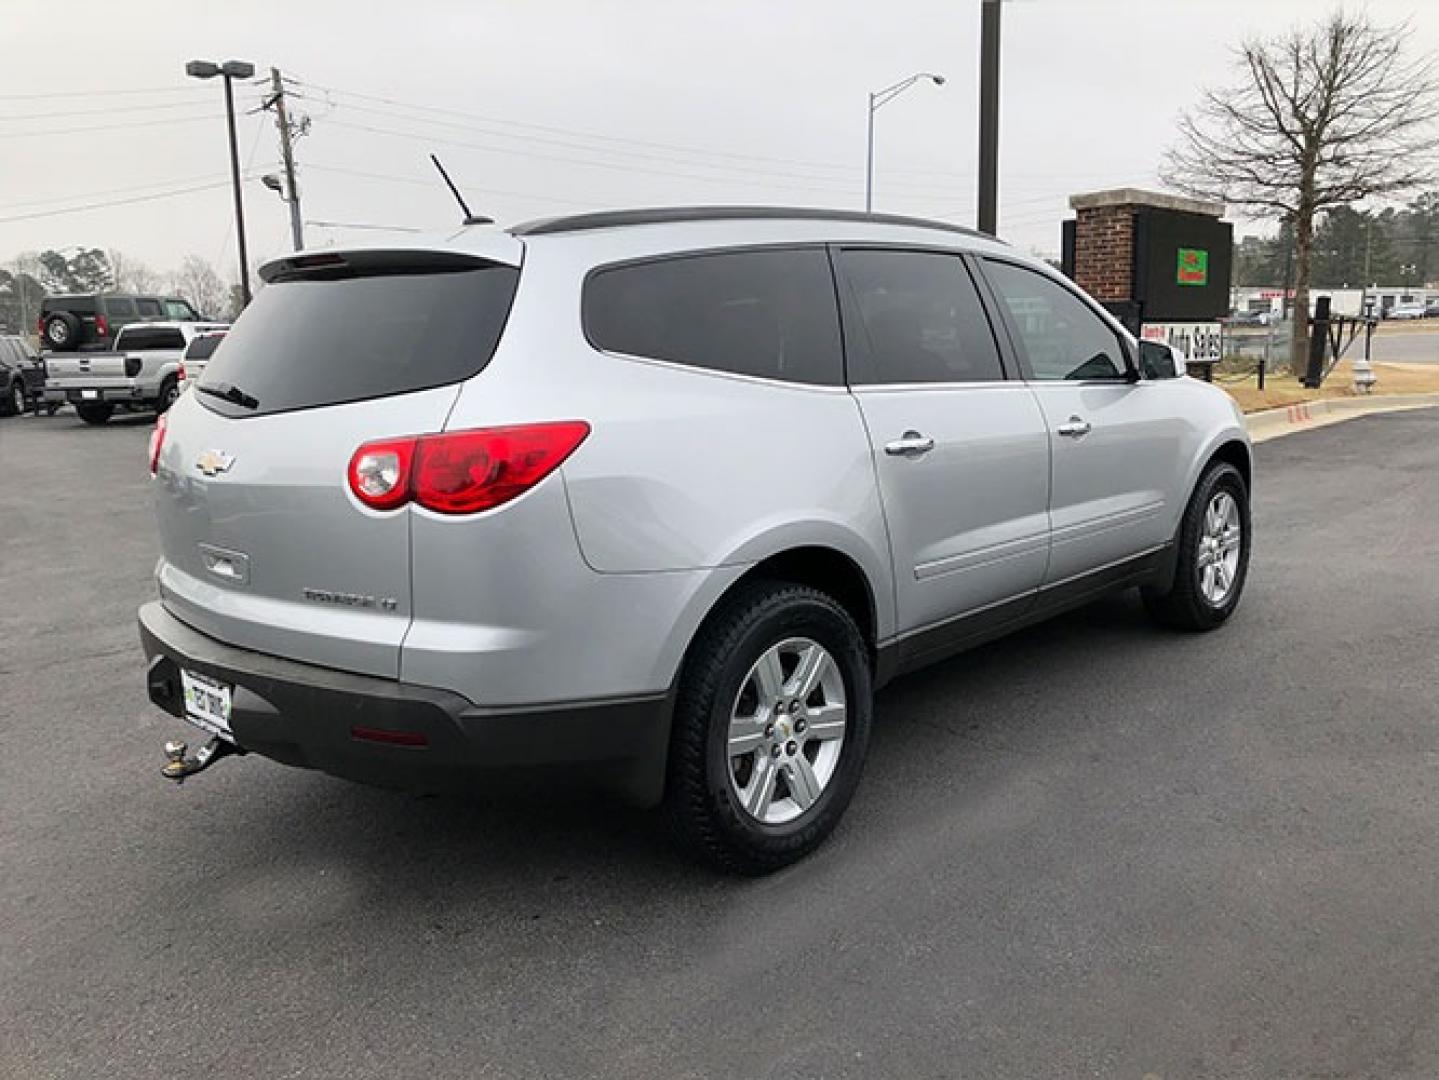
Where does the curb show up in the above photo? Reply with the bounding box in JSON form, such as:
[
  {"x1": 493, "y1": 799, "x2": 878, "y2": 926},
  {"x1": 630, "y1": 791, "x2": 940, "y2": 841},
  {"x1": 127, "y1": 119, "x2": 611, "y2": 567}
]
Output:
[{"x1": 1246, "y1": 393, "x2": 1439, "y2": 442}]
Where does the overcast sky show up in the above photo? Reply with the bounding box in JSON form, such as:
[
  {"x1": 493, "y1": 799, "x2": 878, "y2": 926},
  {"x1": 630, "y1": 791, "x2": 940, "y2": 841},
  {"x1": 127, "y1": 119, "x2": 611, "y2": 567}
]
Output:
[{"x1": 3, "y1": 0, "x2": 1436, "y2": 280}]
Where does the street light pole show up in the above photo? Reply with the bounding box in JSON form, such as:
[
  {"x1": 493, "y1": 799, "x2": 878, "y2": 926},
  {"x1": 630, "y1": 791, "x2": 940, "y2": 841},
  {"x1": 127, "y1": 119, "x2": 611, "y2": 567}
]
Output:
[
  {"x1": 864, "y1": 72, "x2": 946, "y2": 214},
  {"x1": 221, "y1": 74, "x2": 251, "y2": 306},
  {"x1": 186, "y1": 59, "x2": 256, "y2": 308},
  {"x1": 865, "y1": 92, "x2": 876, "y2": 214},
  {"x1": 977, "y1": 0, "x2": 1002, "y2": 236}
]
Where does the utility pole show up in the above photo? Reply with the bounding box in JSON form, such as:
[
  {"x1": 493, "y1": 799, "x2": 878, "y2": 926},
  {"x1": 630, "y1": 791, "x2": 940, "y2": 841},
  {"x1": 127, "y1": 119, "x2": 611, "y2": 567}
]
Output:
[
  {"x1": 977, "y1": 0, "x2": 1002, "y2": 236},
  {"x1": 266, "y1": 67, "x2": 305, "y2": 252}
]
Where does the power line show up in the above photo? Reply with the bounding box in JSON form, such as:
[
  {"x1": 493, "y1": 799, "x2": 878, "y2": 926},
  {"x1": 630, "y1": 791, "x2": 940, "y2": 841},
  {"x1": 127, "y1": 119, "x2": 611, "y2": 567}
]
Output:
[
  {"x1": 0, "y1": 85, "x2": 210, "y2": 101},
  {"x1": 0, "y1": 173, "x2": 234, "y2": 213},
  {"x1": 295, "y1": 77, "x2": 991, "y2": 188},
  {"x1": 1, "y1": 99, "x2": 224, "y2": 122},
  {"x1": 295, "y1": 79, "x2": 868, "y2": 176},
  {"x1": 304, "y1": 162, "x2": 597, "y2": 209},
  {"x1": 0, "y1": 113, "x2": 221, "y2": 140},
  {"x1": 0, "y1": 179, "x2": 252, "y2": 225}
]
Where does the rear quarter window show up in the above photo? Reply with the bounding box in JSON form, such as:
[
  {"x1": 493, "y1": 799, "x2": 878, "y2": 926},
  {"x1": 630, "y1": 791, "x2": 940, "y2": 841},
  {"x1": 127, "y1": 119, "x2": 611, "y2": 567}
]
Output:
[
  {"x1": 583, "y1": 247, "x2": 843, "y2": 386},
  {"x1": 195, "y1": 263, "x2": 519, "y2": 417},
  {"x1": 103, "y1": 297, "x2": 137, "y2": 318}
]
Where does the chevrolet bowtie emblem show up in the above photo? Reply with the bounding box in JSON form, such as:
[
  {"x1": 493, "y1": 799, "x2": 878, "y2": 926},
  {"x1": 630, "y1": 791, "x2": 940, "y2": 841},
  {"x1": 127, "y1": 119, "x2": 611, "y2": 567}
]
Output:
[{"x1": 195, "y1": 449, "x2": 236, "y2": 477}]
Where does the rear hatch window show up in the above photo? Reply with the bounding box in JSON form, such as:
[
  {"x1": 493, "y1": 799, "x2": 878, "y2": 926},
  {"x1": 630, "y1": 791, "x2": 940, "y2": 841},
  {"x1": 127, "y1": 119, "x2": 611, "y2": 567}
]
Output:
[
  {"x1": 195, "y1": 255, "x2": 520, "y2": 418},
  {"x1": 184, "y1": 334, "x2": 225, "y2": 361},
  {"x1": 119, "y1": 327, "x2": 186, "y2": 350}
]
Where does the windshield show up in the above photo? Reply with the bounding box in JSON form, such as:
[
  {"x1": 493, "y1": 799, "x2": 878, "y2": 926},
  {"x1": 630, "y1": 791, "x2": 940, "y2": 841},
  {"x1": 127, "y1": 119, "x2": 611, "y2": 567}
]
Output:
[{"x1": 195, "y1": 263, "x2": 520, "y2": 418}]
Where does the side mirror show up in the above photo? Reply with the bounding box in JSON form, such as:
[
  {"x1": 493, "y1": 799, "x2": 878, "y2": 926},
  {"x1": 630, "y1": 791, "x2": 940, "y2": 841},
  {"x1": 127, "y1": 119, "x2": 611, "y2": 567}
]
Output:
[{"x1": 1138, "y1": 340, "x2": 1183, "y2": 380}]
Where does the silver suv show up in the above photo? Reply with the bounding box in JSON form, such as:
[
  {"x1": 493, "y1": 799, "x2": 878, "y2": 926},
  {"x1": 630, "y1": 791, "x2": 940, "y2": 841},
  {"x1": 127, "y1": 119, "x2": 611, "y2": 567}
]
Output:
[{"x1": 139, "y1": 207, "x2": 1252, "y2": 873}]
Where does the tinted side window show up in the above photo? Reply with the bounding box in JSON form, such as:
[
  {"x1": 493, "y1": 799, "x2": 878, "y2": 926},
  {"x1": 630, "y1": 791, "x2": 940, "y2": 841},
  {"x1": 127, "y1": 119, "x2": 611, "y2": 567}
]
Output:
[
  {"x1": 136, "y1": 298, "x2": 162, "y2": 317},
  {"x1": 584, "y1": 248, "x2": 842, "y2": 386},
  {"x1": 44, "y1": 297, "x2": 96, "y2": 315},
  {"x1": 984, "y1": 260, "x2": 1127, "y2": 381},
  {"x1": 165, "y1": 300, "x2": 199, "y2": 320},
  {"x1": 839, "y1": 249, "x2": 1004, "y2": 384},
  {"x1": 118, "y1": 327, "x2": 186, "y2": 351},
  {"x1": 104, "y1": 297, "x2": 137, "y2": 318}
]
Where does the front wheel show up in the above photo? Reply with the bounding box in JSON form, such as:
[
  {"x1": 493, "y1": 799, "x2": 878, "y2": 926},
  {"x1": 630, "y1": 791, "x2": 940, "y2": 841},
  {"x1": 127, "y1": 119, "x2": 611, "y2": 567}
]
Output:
[
  {"x1": 664, "y1": 581, "x2": 872, "y2": 874},
  {"x1": 1143, "y1": 462, "x2": 1250, "y2": 631}
]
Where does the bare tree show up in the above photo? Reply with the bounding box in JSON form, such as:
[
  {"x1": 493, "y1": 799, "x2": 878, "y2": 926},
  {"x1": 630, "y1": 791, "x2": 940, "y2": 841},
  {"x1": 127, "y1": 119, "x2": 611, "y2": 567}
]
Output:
[
  {"x1": 169, "y1": 255, "x2": 231, "y2": 320},
  {"x1": 1163, "y1": 9, "x2": 1439, "y2": 372},
  {"x1": 108, "y1": 250, "x2": 166, "y2": 294}
]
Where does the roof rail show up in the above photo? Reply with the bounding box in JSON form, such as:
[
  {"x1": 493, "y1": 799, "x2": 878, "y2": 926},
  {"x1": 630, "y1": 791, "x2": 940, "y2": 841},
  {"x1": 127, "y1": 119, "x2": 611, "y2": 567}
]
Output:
[{"x1": 510, "y1": 205, "x2": 997, "y2": 242}]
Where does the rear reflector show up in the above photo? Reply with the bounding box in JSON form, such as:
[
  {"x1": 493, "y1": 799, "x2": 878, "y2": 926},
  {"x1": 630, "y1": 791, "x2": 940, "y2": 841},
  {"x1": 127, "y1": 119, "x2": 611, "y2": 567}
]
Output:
[
  {"x1": 347, "y1": 421, "x2": 590, "y2": 515},
  {"x1": 148, "y1": 413, "x2": 167, "y2": 476},
  {"x1": 350, "y1": 725, "x2": 429, "y2": 747}
]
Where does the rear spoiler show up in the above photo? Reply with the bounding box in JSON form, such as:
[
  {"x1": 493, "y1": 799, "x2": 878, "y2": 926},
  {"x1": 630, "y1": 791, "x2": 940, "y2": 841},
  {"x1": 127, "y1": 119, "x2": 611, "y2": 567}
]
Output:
[{"x1": 260, "y1": 248, "x2": 511, "y2": 284}]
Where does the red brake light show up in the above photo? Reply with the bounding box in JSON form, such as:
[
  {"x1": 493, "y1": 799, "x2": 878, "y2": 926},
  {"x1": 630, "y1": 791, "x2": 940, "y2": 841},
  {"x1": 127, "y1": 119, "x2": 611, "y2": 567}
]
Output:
[
  {"x1": 96, "y1": 314, "x2": 109, "y2": 338},
  {"x1": 148, "y1": 413, "x2": 168, "y2": 476},
  {"x1": 347, "y1": 422, "x2": 590, "y2": 515},
  {"x1": 177, "y1": 361, "x2": 187, "y2": 382}
]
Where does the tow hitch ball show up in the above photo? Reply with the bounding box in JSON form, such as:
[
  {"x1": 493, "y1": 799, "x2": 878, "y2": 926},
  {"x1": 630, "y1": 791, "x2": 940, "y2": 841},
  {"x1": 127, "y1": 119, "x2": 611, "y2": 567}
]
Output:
[{"x1": 161, "y1": 737, "x2": 239, "y2": 782}]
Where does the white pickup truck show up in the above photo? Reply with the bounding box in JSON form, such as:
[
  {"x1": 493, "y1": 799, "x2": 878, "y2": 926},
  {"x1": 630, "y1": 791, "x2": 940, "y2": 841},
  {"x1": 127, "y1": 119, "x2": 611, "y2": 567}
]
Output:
[{"x1": 43, "y1": 321, "x2": 228, "y2": 425}]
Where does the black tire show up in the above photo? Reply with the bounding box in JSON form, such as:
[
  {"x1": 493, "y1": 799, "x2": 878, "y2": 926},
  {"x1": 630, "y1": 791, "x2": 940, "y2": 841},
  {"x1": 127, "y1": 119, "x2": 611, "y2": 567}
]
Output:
[
  {"x1": 43, "y1": 313, "x2": 81, "y2": 351},
  {"x1": 155, "y1": 375, "x2": 180, "y2": 414},
  {"x1": 44, "y1": 402, "x2": 60, "y2": 416},
  {"x1": 1142, "y1": 462, "x2": 1250, "y2": 631},
  {"x1": 664, "y1": 580, "x2": 873, "y2": 874},
  {"x1": 0, "y1": 379, "x2": 22, "y2": 417},
  {"x1": 75, "y1": 402, "x2": 114, "y2": 425}
]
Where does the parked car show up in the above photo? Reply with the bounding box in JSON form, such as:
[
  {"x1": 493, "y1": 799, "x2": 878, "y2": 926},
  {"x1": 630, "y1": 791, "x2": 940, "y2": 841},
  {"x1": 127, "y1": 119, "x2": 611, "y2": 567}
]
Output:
[
  {"x1": 176, "y1": 329, "x2": 228, "y2": 389},
  {"x1": 1224, "y1": 309, "x2": 1271, "y2": 328},
  {"x1": 0, "y1": 334, "x2": 44, "y2": 416},
  {"x1": 138, "y1": 207, "x2": 1253, "y2": 873},
  {"x1": 38, "y1": 293, "x2": 204, "y2": 352},
  {"x1": 1426, "y1": 300, "x2": 1439, "y2": 319},
  {"x1": 43, "y1": 321, "x2": 227, "y2": 423},
  {"x1": 1386, "y1": 301, "x2": 1426, "y2": 320}
]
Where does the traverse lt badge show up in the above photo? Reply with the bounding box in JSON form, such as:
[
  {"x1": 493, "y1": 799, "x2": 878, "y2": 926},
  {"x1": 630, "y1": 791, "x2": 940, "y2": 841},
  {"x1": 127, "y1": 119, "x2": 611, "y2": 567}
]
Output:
[{"x1": 195, "y1": 449, "x2": 235, "y2": 477}]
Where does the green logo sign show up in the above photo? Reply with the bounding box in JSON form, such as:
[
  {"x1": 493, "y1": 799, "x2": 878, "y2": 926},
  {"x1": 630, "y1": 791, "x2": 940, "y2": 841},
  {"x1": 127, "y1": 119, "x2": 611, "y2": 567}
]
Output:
[{"x1": 1177, "y1": 248, "x2": 1208, "y2": 286}]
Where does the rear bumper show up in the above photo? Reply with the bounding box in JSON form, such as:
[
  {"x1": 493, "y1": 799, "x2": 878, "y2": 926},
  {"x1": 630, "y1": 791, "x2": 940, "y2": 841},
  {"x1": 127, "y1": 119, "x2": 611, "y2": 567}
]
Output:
[
  {"x1": 137, "y1": 601, "x2": 671, "y2": 804},
  {"x1": 43, "y1": 383, "x2": 150, "y2": 404}
]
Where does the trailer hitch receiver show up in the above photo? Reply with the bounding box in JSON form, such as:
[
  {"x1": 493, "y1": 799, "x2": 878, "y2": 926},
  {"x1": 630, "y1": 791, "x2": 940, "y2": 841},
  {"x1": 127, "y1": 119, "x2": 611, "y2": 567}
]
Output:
[{"x1": 161, "y1": 736, "x2": 240, "y2": 782}]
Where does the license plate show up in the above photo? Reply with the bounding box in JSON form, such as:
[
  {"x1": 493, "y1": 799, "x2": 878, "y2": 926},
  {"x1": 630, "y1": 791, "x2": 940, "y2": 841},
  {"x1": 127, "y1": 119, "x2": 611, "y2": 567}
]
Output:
[
  {"x1": 80, "y1": 389, "x2": 98, "y2": 400},
  {"x1": 180, "y1": 669, "x2": 234, "y2": 743}
]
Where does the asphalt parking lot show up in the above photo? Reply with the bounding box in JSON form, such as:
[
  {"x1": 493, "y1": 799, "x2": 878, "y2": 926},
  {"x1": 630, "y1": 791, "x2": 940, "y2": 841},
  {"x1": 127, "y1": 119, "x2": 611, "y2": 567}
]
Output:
[{"x1": 3, "y1": 407, "x2": 1437, "y2": 1080}]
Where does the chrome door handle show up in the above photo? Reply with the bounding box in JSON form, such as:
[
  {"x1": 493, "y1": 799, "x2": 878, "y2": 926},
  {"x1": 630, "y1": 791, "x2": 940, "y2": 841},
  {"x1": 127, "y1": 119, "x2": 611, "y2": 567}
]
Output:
[
  {"x1": 1056, "y1": 416, "x2": 1091, "y2": 438},
  {"x1": 884, "y1": 431, "x2": 936, "y2": 457}
]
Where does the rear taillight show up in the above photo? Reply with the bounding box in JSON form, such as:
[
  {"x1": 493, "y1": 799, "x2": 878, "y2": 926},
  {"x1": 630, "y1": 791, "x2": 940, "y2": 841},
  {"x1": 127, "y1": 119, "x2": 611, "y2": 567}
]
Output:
[
  {"x1": 148, "y1": 413, "x2": 168, "y2": 476},
  {"x1": 347, "y1": 436, "x2": 416, "y2": 511},
  {"x1": 177, "y1": 361, "x2": 187, "y2": 382},
  {"x1": 36, "y1": 314, "x2": 44, "y2": 335},
  {"x1": 347, "y1": 422, "x2": 590, "y2": 515},
  {"x1": 96, "y1": 315, "x2": 109, "y2": 339}
]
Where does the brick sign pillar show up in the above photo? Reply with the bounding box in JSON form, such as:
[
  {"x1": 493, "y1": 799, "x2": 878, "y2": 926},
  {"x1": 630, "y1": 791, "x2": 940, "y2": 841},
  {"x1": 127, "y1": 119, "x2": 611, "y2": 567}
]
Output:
[{"x1": 1061, "y1": 188, "x2": 1232, "y2": 365}]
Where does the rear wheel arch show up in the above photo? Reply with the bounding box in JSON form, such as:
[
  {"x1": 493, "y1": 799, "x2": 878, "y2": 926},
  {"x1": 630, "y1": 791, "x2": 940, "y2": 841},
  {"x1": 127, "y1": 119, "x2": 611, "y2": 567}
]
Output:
[{"x1": 723, "y1": 546, "x2": 877, "y2": 656}]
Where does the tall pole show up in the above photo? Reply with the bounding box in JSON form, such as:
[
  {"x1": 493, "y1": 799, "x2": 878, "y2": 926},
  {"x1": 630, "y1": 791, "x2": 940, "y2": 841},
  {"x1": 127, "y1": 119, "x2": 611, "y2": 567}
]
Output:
[
  {"x1": 270, "y1": 67, "x2": 304, "y2": 251},
  {"x1": 222, "y1": 74, "x2": 252, "y2": 306},
  {"x1": 865, "y1": 93, "x2": 876, "y2": 213},
  {"x1": 977, "y1": 0, "x2": 1002, "y2": 236}
]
